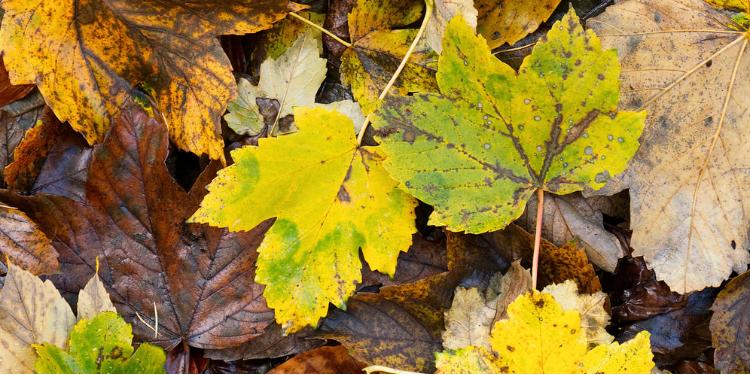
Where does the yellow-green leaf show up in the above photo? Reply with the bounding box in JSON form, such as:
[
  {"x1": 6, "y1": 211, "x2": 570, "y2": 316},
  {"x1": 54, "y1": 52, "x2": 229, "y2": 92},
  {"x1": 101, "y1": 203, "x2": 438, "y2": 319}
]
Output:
[
  {"x1": 0, "y1": 1, "x2": 298, "y2": 160},
  {"x1": 489, "y1": 292, "x2": 654, "y2": 373},
  {"x1": 372, "y1": 10, "x2": 646, "y2": 234},
  {"x1": 191, "y1": 107, "x2": 417, "y2": 332}
]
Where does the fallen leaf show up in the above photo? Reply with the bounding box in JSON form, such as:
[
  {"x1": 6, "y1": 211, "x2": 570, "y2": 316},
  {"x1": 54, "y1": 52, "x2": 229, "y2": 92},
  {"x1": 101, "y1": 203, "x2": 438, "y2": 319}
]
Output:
[
  {"x1": 476, "y1": 0, "x2": 561, "y2": 49},
  {"x1": 0, "y1": 104, "x2": 274, "y2": 351},
  {"x1": 0, "y1": 263, "x2": 76, "y2": 373},
  {"x1": 76, "y1": 269, "x2": 116, "y2": 321},
  {"x1": 0, "y1": 92, "x2": 43, "y2": 185},
  {"x1": 618, "y1": 289, "x2": 716, "y2": 369},
  {"x1": 0, "y1": 204, "x2": 58, "y2": 275},
  {"x1": 0, "y1": 0, "x2": 300, "y2": 160},
  {"x1": 317, "y1": 294, "x2": 442, "y2": 373},
  {"x1": 269, "y1": 346, "x2": 365, "y2": 374},
  {"x1": 542, "y1": 280, "x2": 613, "y2": 346},
  {"x1": 435, "y1": 346, "x2": 501, "y2": 374},
  {"x1": 34, "y1": 312, "x2": 166, "y2": 374},
  {"x1": 225, "y1": 78, "x2": 267, "y2": 136},
  {"x1": 539, "y1": 242, "x2": 603, "y2": 295},
  {"x1": 518, "y1": 192, "x2": 626, "y2": 272},
  {"x1": 710, "y1": 269, "x2": 750, "y2": 373},
  {"x1": 442, "y1": 287, "x2": 496, "y2": 350},
  {"x1": 360, "y1": 232, "x2": 448, "y2": 288},
  {"x1": 0, "y1": 60, "x2": 33, "y2": 107},
  {"x1": 425, "y1": 0, "x2": 478, "y2": 53},
  {"x1": 191, "y1": 107, "x2": 417, "y2": 332},
  {"x1": 203, "y1": 324, "x2": 324, "y2": 361},
  {"x1": 588, "y1": 0, "x2": 750, "y2": 292},
  {"x1": 486, "y1": 260, "x2": 532, "y2": 321},
  {"x1": 373, "y1": 10, "x2": 645, "y2": 234},
  {"x1": 342, "y1": 0, "x2": 438, "y2": 114},
  {"x1": 490, "y1": 292, "x2": 654, "y2": 373},
  {"x1": 705, "y1": 0, "x2": 750, "y2": 11}
]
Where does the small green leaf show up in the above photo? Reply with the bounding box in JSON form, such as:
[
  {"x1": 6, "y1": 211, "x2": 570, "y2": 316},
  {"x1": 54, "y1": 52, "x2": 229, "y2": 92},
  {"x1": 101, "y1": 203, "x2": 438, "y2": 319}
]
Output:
[
  {"x1": 34, "y1": 312, "x2": 166, "y2": 374},
  {"x1": 372, "y1": 9, "x2": 646, "y2": 234}
]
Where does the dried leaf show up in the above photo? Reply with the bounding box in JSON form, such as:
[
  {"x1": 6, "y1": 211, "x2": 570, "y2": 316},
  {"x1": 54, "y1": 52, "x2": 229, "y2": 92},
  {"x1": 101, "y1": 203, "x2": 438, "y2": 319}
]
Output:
[
  {"x1": 0, "y1": 105, "x2": 274, "y2": 351},
  {"x1": 426, "y1": 0, "x2": 478, "y2": 53},
  {"x1": 0, "y1": 0, "x2": 300, "y2": 160},
  {"x1": 486, "y1": 260, "x2": 531, "y2": 322},
  {"x1": 204, "y1": 324, "x2": 324, "y2": 361},
  {"x1": 373, "y1": 10, "x2": 645, "y2": 234},
  {"x1": 542, "y1": 280, "x2": 613, "y2": 346},
  {"x1": 76, "y1": 272, "x2": 116, "y2": 321},
  {"x1": 269, "y1": 346, "x2": 365, "y2": 374},
  {"x1": 476, "y1": 0, "x2": 562, "y2": 49},
  {"x1": 710, "y1": 269, "x2": 750, "y2": 373},
  {"x1": 0, "y1": 263, "x2": 76, "y2": 373},
  {"x1": 0, "y1": 93, "x2": 43, "y2": 185},
  {"x1": 442, "y1": 287, "x2": 496, "y2": 350},
  {"x1": 0, "y1": 60, "x2": 33, "y2": 107},
  {"x1": 0, "y1": 205, "x2": 58, "y2": 275},
  {"x1": 588, "y1": 0, "x2": 750, "y2": 292}
]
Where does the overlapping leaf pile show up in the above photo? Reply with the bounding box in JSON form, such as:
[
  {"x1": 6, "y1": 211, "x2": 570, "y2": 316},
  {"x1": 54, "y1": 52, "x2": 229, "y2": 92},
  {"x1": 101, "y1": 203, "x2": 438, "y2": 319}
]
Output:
[{"x1": 1, "y1": 0, "x2": 750, "y2": 373}]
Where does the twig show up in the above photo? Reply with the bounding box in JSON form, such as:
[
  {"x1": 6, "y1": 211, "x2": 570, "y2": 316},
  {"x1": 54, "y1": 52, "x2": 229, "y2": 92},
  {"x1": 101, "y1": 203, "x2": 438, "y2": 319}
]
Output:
[{"x1": 289, "y1": 12, "x2": 352, "y2": 48}]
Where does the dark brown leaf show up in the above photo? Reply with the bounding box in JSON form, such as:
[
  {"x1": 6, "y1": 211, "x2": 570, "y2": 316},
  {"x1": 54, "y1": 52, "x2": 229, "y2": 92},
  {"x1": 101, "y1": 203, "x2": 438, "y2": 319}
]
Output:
[
  {"x1": 0, "y1": 92, "x2": 44, "y2": 186},
  {"x1": 317, "y1": 294, "x2": 442, "y2": 373},
  {"x1": 0, "y1": 60, "x2": 33, "y2": 107},
  {"x1": 269, "y1": 346, "x2": 365, "y2": 374},
  {"x1": 360, "y1": 232, "x2": 447, "y2": 288},
  {"x1": 204, "y1": 324, "x2": 324, "y2": 361},
  {"x1": 710, "y1": 270, "x2": 750, "y2": 373},
  {"x1": 0, "y1": 105, "x2": 274, "y2": 351}
]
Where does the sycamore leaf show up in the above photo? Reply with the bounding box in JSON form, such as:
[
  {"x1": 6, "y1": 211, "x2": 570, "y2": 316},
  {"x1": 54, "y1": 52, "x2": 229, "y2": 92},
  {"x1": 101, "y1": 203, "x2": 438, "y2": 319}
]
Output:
[
  {"x1": 225, "y1": 78, "x2": 266, "y2": 136},
  {"x1": 34, "y1": 312, "x2": 166, "y2": 374},
  {"x1": 542, "y1": 280, "x2": 613, "y2": 346},
  {"x1": 0, "y1": 0, "x2": 300, "y2": 160},
  {"x1": 710, "y1": 269, "x2": 750, "y2": 373},
  {"x1": 0, "y1": 204, "x2": 59, "y2": 275},
  {"x1": 588, "y1": 0, "x2": 750, "y2": 292},
  {"x1": 425, "y1": 0, "x2": 478, "y2": 53},
  {"x1": 268, "y1": 346, "x2": 366, "y2": 374},
  {"x1": 342, "y1": 0, "x2": 438, "y2": 114},
  {"x1": 475, "y1": 0, "x2": 562, "y2": 50},
  {"x1": 257, "y1": 11, "x2": 325, "y2": 61},
  {"x1": 0, "y1": 105, "x2": 274, "y2": 350},
  {"x1": 0, "y1": 263, "x2": 76, "y2": 373},
  {"x1": 486, "y1": 260, "x2": 532, "y2": 321},
  {"x1": 442, "y1": 287, "x2": 496, "y2": 350},
  {"x1": 373, "y1": 10, "x2": 646, "y2": 234},
  {"x1": 490, "y1": 292, "x2": 654, "y2": 373},
  {"x1": 191, "y1": 107, "x2": 417, "y2": 332},
  {"x1": 0, "y1": 93, "x2": 44, "y2": 185}
]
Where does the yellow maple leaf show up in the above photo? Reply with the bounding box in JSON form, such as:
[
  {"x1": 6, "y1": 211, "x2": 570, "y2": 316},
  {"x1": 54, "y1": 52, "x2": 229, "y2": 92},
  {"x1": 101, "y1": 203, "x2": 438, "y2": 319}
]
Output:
[{"x1": 490, "y1": 292, "x2": 654, "y2": 374}]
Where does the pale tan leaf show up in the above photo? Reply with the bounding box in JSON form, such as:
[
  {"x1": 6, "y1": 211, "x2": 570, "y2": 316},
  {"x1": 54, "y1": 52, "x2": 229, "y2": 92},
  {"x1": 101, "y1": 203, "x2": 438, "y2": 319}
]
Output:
[
  {"x1": 77, "y1": 273, "x2": 116, "y2": 321},
  {"x1": 0, "y1": 263, "x2": 75, "y2": 373},
  {"x1": 443, "y1": 287, "x2": 496, "y2": 350},
  {"x1": 486, "y1": 260, "x2": 531, "y2": 322},
  {"x1": 588, "y1": 0, "x2": 750, "y2": 292},
  {"x1": 425, "y1": 0, "x2": 478, "y2": 53}
]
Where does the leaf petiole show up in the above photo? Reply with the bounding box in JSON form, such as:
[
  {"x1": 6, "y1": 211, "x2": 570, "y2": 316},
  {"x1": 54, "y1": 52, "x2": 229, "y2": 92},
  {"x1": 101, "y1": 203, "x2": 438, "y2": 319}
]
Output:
[
  {"x1": 355, "y1": 0, "x2": 435, "y2": 145},
  {"x1": 288, "y1": 12, "x2": 352, "y2": 48},
  {"x1": 531, "y1": 189, "x2": 544, "y2": 290}
]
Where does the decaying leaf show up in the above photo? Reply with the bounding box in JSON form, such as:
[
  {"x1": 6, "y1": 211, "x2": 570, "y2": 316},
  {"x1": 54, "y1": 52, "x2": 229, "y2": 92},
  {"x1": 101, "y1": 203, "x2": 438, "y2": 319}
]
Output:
[
  {"x1": 203, "y1": 324, "x2": 324, "y2": 362},
  {"x1": 0, "y1": 204, "x2": 58, "y2": 275},
  {"x1": 0, "y1": 105, "x2": 274, "y2": 351},
  {"x1": 710, "y1": 269, "x2": 750, "y2": 373},
  {"x1": 34, "y1": 312, "x2": 166, "y2": 374},
  {"x1": 705, "y1": 0, "x2": 750, "y2": 11},
  {"x1": 435, "y1": 346, "x2": 501, "y2": 374},
  {"x1": 486, "y1": 260, "x2": 532, "y2": 321},
  {"x1": 475, "y1": 0, "x2": 562, "y2": 49},
  {"x1": 542, "y1": 280, "x2": 613, "y2": 346},
  {"x1": 373, "y1": 10, "x2": 645, "y2": 234},
  {"x1": 76, "y1": 267, "x2": 116, "y2": 321},
  {"x1": 360, "y1": 232, "x2": 448, "y2": 288},
  {"x1": 442, "y1": 287, "x2": 496, "y2": 350},
  {"x1": 518, "y1": 192, "x2": 626, "y2": 272},
  {"x1": 268, "y1": 346, "x2": 365, "y2": 374},
  {"x1": 226, "y1": 33, "x2": 364, "y2": 136},
  {"x1": 0, "y1": 92, "x2": 44, "y2": 185},
  {"x1": 0, "y1": 0, "x2": 301, "y2": 160},
  {"x1": 588, "y1": 0, "x2": 750, "y2": 292},
  {"x1": 342, "y1": 0, "x2": 438, "y2": 114},
  {"x1": 0, "y1": 263, "x2": 76, "y2": 373},
  {"x1": 192, "y1": 107, "x2": 417, "y2": 332},
  {"x1": 425, "y1": 0, "x2": 478, "y2": 53},
  {"x1": 317, "y1": 294, "x2": 442, "y2": 373},
  {"x1": 538, "y1": 242, "x2": 603, "y2": 295},
  {"x1": 0, "y1": 60, "x2": 33, "y2": 107}
]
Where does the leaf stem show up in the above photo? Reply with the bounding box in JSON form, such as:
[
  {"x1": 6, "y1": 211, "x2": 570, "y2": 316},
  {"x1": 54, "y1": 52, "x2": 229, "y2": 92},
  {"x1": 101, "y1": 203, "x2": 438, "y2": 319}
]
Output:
[
  {"x1": 289, "y1": 12, "x2": 352, "y2": 48},
  {"x1": 355, "y1": 0, "x2": 434, "y2": 145},
  {"x1": 531, "y1": 189, "x2": 544, "y2": 290}
]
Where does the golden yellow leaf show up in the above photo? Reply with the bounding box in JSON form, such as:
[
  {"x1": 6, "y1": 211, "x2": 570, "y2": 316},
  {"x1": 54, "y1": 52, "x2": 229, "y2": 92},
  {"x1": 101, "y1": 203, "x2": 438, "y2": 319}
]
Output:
[
  {"x1": 0, "y1": 1, "x2": 299, "y2": 160},
  {"x1": 475, "y1": 0, "x2": 561, "y2": 49}
]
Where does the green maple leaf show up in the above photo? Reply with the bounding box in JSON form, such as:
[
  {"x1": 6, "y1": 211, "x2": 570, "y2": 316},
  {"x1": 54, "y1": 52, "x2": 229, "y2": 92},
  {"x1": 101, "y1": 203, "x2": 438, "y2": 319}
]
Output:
[
  {"x1": 190, "y1": 107, "x2": 417, "y2": 332},
  {"x1": 34, "y1": 312, "x2": 166, "y2": 374},
  {"x1": 372, "y1": 8, "x2": 646, "y2": 234}
]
